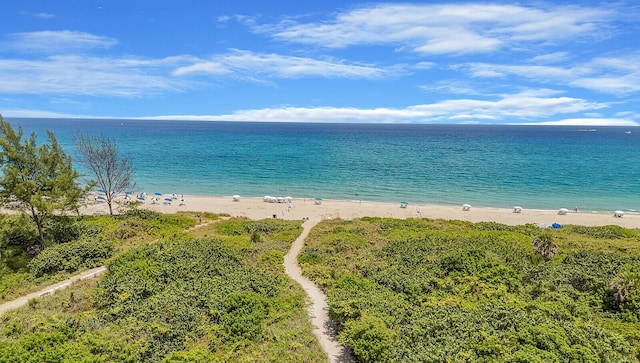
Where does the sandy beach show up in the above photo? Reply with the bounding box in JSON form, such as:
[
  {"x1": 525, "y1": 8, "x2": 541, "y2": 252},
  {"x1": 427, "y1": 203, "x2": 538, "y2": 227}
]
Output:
[{"x1": 93, "y1": 194, "x2": 640, "y2": 229}]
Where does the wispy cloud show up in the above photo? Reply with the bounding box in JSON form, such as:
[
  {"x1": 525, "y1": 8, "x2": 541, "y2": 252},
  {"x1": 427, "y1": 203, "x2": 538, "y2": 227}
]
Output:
[
  {"x1": 1, "y1": 108, "x2": 90, "y2": 119},
  {"x1": 461, "y1": 53, "x2": 640, "y2": 96},
  {"x1": 2, "y1": 30, "x2": 118, "y2": 53},
  {"x1": 0, "y1": 55, "x2": 189, "y2": 96},
  {"x1": 258, "y1": 3, "x2": 613, "y2": 55},
  {"x1": 34, "y1": 12, "x2": 55, "y2": 19},
  {"x1": 19, "y1": 11, "x2": 55, "y2": 19},
  {"x1": 173, "y1": 49, "x2": 395, "y2": 79}
]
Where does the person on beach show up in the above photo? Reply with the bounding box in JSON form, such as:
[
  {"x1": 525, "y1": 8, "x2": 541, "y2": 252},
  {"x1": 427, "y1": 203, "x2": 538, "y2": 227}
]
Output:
[{"x1": 573, "y1": 206, "x2": 578, "y2": 213}]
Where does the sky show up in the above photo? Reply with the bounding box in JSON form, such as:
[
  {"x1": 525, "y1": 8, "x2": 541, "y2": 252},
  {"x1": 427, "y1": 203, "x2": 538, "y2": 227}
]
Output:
[{"x1": 1, "y1": 0, "x2": 639, "y2": 125}]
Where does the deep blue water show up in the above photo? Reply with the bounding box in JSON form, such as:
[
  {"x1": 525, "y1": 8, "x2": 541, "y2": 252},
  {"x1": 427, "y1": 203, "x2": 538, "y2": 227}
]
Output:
[{"x1": 6, "y1": 118, "x2": 640, "y2": 213}]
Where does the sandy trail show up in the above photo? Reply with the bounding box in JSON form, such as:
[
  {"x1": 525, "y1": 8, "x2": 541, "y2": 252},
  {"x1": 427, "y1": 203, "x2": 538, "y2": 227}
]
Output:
[
  {"x1": 284, "y1": 218, "x2": 352, "y2": 363},
  {"x1": 0, "y1": 266, "x2": 106, "y2": 316}
]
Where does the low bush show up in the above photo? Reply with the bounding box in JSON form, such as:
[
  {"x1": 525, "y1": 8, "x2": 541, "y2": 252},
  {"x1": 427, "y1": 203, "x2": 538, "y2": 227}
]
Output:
[{"x1": 28, "y1": 237, "x2": 114, "y2": 277}]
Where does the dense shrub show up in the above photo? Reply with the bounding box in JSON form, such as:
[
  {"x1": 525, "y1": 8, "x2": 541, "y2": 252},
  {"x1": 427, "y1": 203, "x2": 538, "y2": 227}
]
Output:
[
  {"x1": 28, "y1": 237, "x2": 114, "y2": 277},
  {"x1": 302, "y1": 218, "x2": 640, "y2": 362},
  {"x1": 0, "y1": 214, "x2": 37, "y2": 248},
  {"x1": 44, "y1": 216, "x2": 83, "y2": 244},
  {"x1": 1, "y1": 217, "x2": 324, "y2": 362},
  {"x1": 116, "y1": 208, "x2": 162, "y2": 220},
  {"x1": 569, "y1": 225, "x2": 637, "y2": 239}
]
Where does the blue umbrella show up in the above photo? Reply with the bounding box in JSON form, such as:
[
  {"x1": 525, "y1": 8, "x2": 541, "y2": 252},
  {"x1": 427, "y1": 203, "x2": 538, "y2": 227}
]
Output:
[
  {"x1": 137, "y1": 197, "x2": 145, "y2": 201},
  {"x1": 125, "y1": 191, "x2": 132, "y2": 195},
  {"x1": 154, "y1": 192, "x2": 162, "y2": 196},
  {"x1": 98, "y1": 189, "x2": 105, "y2": 193},
  {"x1": 164, "y1": 197, "x2": 172, "y2": 202}
]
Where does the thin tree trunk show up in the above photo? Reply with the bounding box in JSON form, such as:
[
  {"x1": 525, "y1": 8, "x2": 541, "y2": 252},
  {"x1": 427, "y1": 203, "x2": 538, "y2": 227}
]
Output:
[{"x1": 30, "y1": 207, "x2": 46, "y2": 250}]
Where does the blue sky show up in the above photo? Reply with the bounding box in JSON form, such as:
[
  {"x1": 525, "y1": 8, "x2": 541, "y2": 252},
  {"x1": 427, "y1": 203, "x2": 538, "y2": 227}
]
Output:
[{"x1": 1, "y1": 0, "x2": 639, "y2": 125}]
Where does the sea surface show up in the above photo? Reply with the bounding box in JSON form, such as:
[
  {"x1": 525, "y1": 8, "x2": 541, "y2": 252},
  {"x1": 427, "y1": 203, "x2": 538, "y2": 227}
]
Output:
[{"x1": 6, "y1": 118, "x2": 640, "y2": 213}]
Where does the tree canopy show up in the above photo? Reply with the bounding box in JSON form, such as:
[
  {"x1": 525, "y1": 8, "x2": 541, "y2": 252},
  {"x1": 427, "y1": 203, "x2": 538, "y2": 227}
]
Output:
[{"x1": 0, "y1": 116, "x2": 85, "y2": 249}]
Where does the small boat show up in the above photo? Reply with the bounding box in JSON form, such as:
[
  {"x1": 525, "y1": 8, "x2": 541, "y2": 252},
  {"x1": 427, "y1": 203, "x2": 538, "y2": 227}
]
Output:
[{"x1": 625, "y1": 130, "x2": 631, "y2": 134}]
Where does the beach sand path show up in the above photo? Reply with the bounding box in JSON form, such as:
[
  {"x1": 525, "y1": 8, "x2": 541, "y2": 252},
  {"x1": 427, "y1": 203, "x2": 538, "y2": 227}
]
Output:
[
  {"x1": 0, "y1": 266, "x2": 107, "y2": 316},
  {"x1": 284, "y1": 218, "x2": 352, "y2": 363}
]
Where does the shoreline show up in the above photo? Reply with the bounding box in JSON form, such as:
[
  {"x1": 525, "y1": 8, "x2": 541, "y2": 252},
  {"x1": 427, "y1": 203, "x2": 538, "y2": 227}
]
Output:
[{"x1": 87, "y1": 194, "x2": 640, "y2": 229}]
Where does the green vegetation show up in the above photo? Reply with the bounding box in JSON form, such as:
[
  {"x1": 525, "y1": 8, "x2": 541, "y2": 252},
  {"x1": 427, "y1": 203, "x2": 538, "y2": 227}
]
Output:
[
  {"x1": 300, "y1": 217, "x2": 640, "y2": 362},
  {"x1": 0, "y1": 210, "x2": 198, "y2": 302},
  {"x1": 0, "y1": 214, "x2": 325, "y2": 362},
  {"x1": 0, "y1": 116, "x2": 85, "y2": 249}
]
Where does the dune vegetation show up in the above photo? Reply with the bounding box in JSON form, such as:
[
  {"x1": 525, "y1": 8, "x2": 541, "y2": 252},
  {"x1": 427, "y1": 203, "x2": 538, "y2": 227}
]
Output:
[
  {"x1": 300, "y1": 218, "x2": 640, "y2": 362},
  {"x1": 2, "y1": 207, "x2": 640, "y2": 362},
  {"x1": 0, "y1": 210, "x2": 325, "y2": 362}
]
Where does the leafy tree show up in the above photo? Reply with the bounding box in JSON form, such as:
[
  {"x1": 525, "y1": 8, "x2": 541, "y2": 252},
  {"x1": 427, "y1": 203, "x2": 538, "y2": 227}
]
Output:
[
  {"x1": 0, "y1": 116, "x2": 85, "y2": 249},
  {"x1": 75, "y1": 132, "x2": 135, "y2": 215}
]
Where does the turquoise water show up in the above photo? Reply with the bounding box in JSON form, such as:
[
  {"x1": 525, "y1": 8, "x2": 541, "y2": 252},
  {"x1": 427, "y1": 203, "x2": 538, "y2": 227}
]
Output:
[{"x1": 7, "y1": 118, "x2": 640, "y2": 213}]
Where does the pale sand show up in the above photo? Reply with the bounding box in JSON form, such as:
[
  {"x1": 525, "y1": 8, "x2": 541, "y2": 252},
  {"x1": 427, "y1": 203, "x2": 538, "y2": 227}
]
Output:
[{"x1": 95, "y1": 195, "x2": 640, "y2": 229}]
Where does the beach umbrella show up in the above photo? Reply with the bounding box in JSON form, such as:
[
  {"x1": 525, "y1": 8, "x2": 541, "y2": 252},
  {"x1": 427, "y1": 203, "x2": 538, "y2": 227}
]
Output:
[
  {"x1": 400, "y1": 201, "x2": 408, "y2": 205},
  {"x1": 125, "y1": 191, "x2": 132, "y2": 195},
  {"x1": 137, "y1": 197, "x2": 145, "y2": 201},
  {"x1": 164, "y1": 197, "x2": 172, "y2": 202},
  {"x1": 98, "y1": 189, "x2": 105, "y2": 193},
  {"x1": 154, "y1": 192, "x2": 162, "y2": 196}
]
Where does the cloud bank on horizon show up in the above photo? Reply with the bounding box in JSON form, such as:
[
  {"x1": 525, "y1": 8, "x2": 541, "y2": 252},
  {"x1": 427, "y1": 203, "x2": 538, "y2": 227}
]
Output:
[{"x1": 0, "y1": 1, "x2": 639, "y2": 126}]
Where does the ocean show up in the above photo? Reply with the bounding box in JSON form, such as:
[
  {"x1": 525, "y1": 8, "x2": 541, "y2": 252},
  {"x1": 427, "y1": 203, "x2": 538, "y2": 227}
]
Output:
[{"x1": 6, "y1": 118, "x2": 640, "y2": 213}]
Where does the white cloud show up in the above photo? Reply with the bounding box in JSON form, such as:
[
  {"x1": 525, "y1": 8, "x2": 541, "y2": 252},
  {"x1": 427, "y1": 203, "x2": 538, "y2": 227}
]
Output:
[
  {"x1": 173, "y1": 49, "x2": 393, "y2": 79},
  {"x1": 34, "y1": 12, "x2": 55, "y2": 19},
  {"x1": 1, "y1": 108, "x2": 90, "y2": 119},
  {"x1": 419, "y1": 80, "x2": 483, "y2": 96},
  {"x1": 530, "y1": 52, "x2": 570, "y2": 64},
  {"x1": 0, "y1": 55, "x2": 189, "y2": 96},
  {"x1": 138, "y1": 91, "x2": 624, "y2": 125},
  {"x1": 2, "y1": 30, "x2": 118, "y2": 53},
  {"x1": 173, "y1": 62, "x2": 230, "y2": 76},
  {"x1": 260, "y1": 3, "x2": 613, "y2": 55},
  {"x1": 461, "y1": 53, "x2": 640, "y2": 96},
  {"x1": 517, "y1": 118, "x2": 637, "y2": 126}
]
